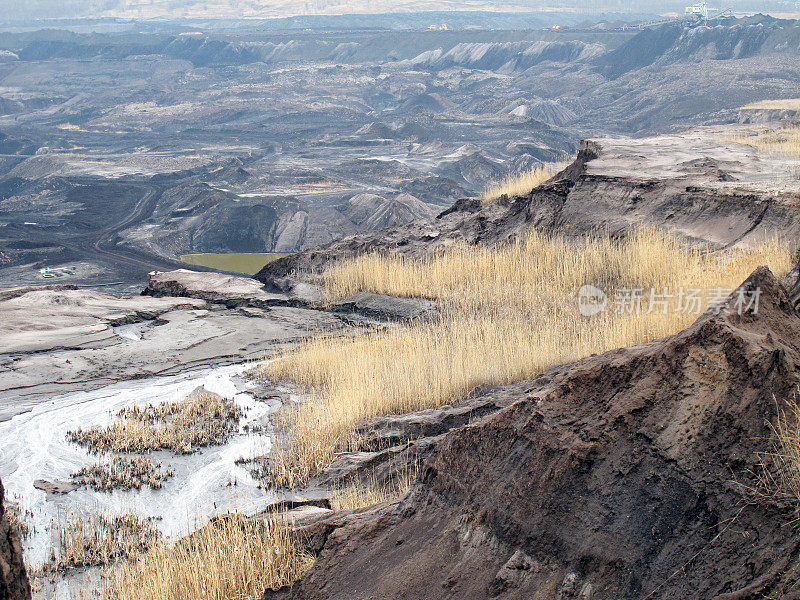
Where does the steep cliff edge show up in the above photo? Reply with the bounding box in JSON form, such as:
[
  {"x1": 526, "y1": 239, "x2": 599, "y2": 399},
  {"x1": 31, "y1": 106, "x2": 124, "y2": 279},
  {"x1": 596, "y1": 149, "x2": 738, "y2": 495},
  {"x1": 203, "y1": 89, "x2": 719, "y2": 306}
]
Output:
[
  {"x1": 266, "y1": 268, "x2": 800, "y2": 600},
  {"x1": 257, "y1": 124, "x2": 800, "y2": 283},
  {"x1": 0, "y1": 480, "x2": 30, "y2": 600}
]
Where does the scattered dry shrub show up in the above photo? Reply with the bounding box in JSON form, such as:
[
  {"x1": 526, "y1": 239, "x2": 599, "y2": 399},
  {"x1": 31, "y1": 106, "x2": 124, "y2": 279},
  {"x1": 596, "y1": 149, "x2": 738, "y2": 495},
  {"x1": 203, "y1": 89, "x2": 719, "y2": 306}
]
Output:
[
  {"x1": 331, "y1": 466, "x2": 418, "y2": 511},
  {"x1": 67, "y1": 391, "x2": 241, "y2": 455},
  {"x1": 46, "y1": 511, "x2": 161, "y2": 572},
  {"x1": 482, "y1": 163, "x2": 563, "y2": 203},
  {"x1": 730, "y1": 124, "x2": 800, "y2": 159},
  {"x1": 102, "y1": 513, "x2": 314, "y2": 600},
  {"x1": 261, "y1": 228, "x2": 792, "y2": 486},
  {"x1": 747, "y1": 393, "x2": 800, "y2": 522},
  {"x1": 72, "y1": 457, "x2": 174, "y2": 491}
]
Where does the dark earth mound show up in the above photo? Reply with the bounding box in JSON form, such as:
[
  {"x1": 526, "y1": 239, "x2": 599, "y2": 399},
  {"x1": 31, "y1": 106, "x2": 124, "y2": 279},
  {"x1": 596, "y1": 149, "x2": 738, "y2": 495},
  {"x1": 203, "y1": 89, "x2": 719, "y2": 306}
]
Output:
[
  {"x1": 266, "y1": 267, "x2": 800, "y2": 599},
  {"x1": 0, "y1": 480, "x2": 30, "y2": 600}
]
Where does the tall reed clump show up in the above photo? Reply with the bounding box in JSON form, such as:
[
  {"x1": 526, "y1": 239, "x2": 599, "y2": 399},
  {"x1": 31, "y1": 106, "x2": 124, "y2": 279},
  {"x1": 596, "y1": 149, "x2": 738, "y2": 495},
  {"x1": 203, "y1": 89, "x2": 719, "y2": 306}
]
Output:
[
  {"x1": 47, "y1": 511, "x2": 162, "y2": 571},
  {"x1": 481, "y1": 163, "x2": 561, "y2": 203},
  {"x1": 260, "y1": 228, "x2": 792, "y2": 486},
  {"x1": 102, "y1": 513, "x2": 314, "y2": 600}
]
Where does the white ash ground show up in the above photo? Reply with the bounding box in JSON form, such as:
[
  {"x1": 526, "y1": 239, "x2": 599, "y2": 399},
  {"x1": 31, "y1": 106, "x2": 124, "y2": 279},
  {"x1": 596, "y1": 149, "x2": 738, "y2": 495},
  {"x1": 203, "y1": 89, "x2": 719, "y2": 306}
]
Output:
[{"x1": 0, "y1": 363, "x2": 304, "y2": 598}]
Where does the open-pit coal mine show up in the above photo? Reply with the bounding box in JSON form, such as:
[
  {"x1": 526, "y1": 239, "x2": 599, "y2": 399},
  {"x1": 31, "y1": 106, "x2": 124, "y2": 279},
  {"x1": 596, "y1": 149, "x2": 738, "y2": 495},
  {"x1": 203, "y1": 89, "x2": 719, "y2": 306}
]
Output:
[{"x1": 5, "y1": 6, "x2": 800, "y2": 600}]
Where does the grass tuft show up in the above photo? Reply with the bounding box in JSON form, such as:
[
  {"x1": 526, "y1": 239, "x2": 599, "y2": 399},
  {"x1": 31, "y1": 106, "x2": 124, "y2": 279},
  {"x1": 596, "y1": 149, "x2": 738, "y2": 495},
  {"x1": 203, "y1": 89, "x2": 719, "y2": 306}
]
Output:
[
  {"x1": 72, "y1": 456, "x2": 174, "y2": 491},
  {"x1": 330, "y1": 467, "x2": 418, "y2": 512},
  {"x1": 102, "y1": 513, "x2": 314, "y2": 600},
  {"x1": 67, "y1": 391, "x2": 241, "y2": 455},
  {"x1": 46, "y1": 511, "x2": 161, "y2": 572},
  {"x1": 481, "y1": 163, "x2": 562, "y2": 203},
  {"x1": 747, "y1": 393, "x2": 800, "y2": 522}
]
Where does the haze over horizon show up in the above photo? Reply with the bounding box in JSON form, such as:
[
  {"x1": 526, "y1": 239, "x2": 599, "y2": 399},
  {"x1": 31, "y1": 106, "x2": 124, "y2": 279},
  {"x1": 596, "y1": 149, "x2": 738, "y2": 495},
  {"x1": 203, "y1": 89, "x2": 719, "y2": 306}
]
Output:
[{"x1": 0, "y1": 0, "x2": 797, "y2": 22}]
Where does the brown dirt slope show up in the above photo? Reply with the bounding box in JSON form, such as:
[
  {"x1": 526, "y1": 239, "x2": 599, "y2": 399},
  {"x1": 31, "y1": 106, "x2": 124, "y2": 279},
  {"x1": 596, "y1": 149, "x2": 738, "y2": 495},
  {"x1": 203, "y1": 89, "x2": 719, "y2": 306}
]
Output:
[
  {"x1": 266, "y1": 267, "x2": 800, "y2": 600},
  {"x1": 0, "y1": 480, "x2": 30, "y2": 600}
]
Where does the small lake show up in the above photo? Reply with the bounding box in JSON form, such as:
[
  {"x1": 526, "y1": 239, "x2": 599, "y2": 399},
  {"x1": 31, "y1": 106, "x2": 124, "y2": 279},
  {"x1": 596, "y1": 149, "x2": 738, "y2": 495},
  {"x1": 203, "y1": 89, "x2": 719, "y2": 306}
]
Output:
[{"x1": 180, "y1": 252, "x2": 290, "y2": 275}]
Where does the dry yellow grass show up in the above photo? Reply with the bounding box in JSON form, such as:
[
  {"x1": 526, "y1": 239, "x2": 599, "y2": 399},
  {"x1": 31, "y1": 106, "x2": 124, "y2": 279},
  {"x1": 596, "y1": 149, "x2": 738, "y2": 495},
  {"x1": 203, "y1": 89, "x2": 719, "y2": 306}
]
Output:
[
  {"x1": 47, "y1": 511, "x2": 161, "y2": 572},
  {"x1": 330, "y1": 465, "x2": 418, "y2": 511},
  {"x1": 67, "y1": 391, "x2": 241, "y2": 455},
  {"x1": 260, "y1": 229, "x2": 792, "y2": 487},
  {"x1": 481, "y1": 163, "x2": 561, "y2": 203},
  {"x1": 742, "y1": 99, "x2": 800, "y2": 111},
  {"x1": 730, "y1": 124, "x2": 800, "y2": 158},
  {"x1": 103, "y1": 513, "x2": 314, "y2": 600}
]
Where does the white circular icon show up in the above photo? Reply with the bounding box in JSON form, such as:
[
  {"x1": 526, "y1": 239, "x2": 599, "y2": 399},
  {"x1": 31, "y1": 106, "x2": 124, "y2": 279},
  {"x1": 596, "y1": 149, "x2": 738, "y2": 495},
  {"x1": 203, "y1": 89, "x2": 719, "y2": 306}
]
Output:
[{"x1": 578, "y1": 285, "x2": 608, "y2": 317}]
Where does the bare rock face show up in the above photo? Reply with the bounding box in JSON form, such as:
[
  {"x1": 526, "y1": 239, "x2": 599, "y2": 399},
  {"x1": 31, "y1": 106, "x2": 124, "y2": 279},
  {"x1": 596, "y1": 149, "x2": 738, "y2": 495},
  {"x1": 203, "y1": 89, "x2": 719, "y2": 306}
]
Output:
[
  {"x1": 341, "y1": 193, "x2": 436, "y2": 232},
  {"x1": 267, "y1": 268, "x2": 800, "y2": 599},
  {"x1": 144, "y1": 269, "x2": 287, "y2": 308},
  {"x1": 0, "y1": 480, "x2": 30, "y2": 600}
]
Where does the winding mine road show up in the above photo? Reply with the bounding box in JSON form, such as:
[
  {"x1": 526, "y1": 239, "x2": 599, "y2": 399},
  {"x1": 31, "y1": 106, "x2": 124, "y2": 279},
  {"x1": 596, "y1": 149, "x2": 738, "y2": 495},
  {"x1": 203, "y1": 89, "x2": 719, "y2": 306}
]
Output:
[{"x1": 7, "y1": 181, "x2": 220, "y2": 287}]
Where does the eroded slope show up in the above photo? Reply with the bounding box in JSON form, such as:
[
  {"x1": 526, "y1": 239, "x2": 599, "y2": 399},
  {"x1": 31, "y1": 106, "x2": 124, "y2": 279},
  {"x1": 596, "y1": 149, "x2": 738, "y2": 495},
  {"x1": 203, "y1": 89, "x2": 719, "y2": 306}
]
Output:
[{"x1": 268, "y1": 267, "x2": 800, "y2": 600}]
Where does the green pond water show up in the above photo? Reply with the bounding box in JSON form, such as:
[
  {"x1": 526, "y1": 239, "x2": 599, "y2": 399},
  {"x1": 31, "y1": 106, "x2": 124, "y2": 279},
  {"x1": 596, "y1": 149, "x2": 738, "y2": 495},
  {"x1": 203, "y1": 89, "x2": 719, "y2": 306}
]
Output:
[{"x1": 180, "y1": 252, "x2": 290, "y2": 275}]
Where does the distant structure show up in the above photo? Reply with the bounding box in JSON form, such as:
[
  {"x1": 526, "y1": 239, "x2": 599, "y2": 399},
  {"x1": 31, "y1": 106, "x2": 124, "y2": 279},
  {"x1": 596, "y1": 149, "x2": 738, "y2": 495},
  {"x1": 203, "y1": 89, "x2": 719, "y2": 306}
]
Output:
[
  {"x1": 685, "y1": 2, "x2": 709, "y2": 21},
  {"x1": 428, "y1": 24, "x2": 448, "y2": 31}
]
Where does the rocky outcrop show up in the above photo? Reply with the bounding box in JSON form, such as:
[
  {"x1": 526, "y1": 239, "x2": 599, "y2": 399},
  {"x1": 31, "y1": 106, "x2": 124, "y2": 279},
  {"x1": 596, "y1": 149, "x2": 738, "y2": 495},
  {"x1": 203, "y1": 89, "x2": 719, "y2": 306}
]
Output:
[
  {"x1": 144, "y1": 269, "x2": 437, "y2": 321},
  {"x1": 0, "y1": 480, "x2": 30, "y2": 600},
  {"x1": 593, "y1": 16, "x2": 800, "y2": 80},
  {"x1": 257, "y1": 125, "x2": 800, "y2": 282},
  {"x1": 144, "y1": 269, "x2": 288, "y2": 308},
  {"x1": 266, "y1": 268, "x2": 800, "y2": 599}
]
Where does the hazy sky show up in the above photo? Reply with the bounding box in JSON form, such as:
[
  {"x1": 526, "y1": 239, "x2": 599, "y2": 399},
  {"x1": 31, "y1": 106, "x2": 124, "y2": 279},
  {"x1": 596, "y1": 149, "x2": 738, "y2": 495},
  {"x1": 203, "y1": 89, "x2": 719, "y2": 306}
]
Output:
[{"x1": 0, "y1": 0, "x2": 795, "y2": 21}]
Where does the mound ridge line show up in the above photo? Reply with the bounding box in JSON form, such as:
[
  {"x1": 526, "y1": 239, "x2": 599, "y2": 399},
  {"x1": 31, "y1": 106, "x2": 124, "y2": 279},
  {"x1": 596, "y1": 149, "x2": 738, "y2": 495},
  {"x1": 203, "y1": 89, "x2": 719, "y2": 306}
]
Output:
[
  {"x1": 264, "y1": 267, "x2": 800, "y2": 600},
  {"x1": 257, "y1": 126, "x2": 800, "y2": 286}
]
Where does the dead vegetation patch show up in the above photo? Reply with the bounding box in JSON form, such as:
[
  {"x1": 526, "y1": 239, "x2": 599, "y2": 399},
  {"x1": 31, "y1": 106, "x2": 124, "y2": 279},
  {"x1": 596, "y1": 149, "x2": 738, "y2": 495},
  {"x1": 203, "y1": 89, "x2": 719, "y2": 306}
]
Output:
[
  {"x1": 102, "y1": 513, "x2": 314, "y2": 600},
  {"x1": 481, "y1": 163, "x2": 562, "y2": 203},
  {"x1": 235, "y1": 455, "x2": 271, "y2": 488},
  {"x1": 67, "y1": 391, "x2": 242, "y2": 455},
  {"x1": 5, "y1": 500, "x2": 33, "y2": 539},
  {"x1": 72, "y1": 457, "x2": 174, "y2": 491},
  {"x1": 261, "y1": 228, "x2": 792, "y2": 487},
  {"x1": 331, "y1": 465, "x2": 418, "y2": 511},
  {"x1": 730, "y1": 124, "x2": 800, "y2": 159},
  {"x1": 44, "y1": 511, "x2": 161, "y2": 572},
  {"x1": 742, "y1": 99, "x2": 800, "y2": 111},
  {"x1": 747, "y1": 393, "x2": 800, "y2": 521}
]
